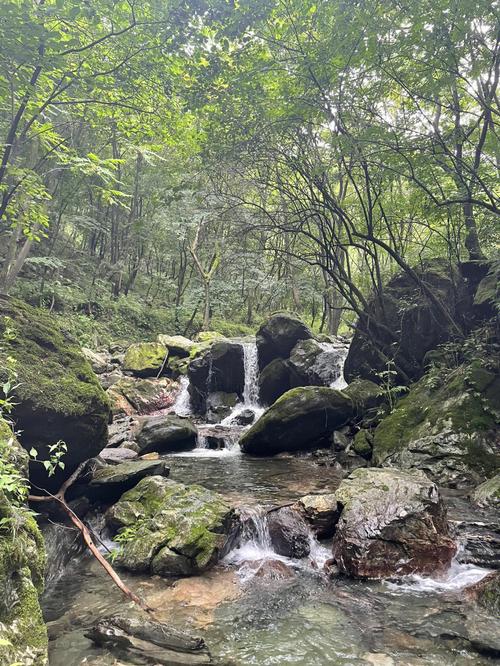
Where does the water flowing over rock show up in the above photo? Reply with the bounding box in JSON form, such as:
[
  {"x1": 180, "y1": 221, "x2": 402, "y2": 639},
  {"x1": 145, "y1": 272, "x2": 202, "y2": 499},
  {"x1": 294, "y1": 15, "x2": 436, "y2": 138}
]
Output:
[
  {"x1": 188, "y1": 341, "x2": 244, "y2": 415},
  {"x1": 240, "y1": 387, "x2": 354, "y2": 455},
  {"x1": 331, "y1": 468, "x2": 456, "y2": 578},
  {"x1": 256, "y1": 312, "x2": 314, "y2": 370},
  {"x1": 0, "y1": 296, "x2": 110, "y2": 489},
  {"x1": 266, "y1": 506, "x2": 311, "y2": 558},
  {"x1": 107, "y1": 476, "x2": 237, "y2": 576},
  {"x1": 288, "y1": 338, "x2": 349, "y2": 388},
  {"x1": 135, "y1": 415, "x2": 197, "y2": 454}
]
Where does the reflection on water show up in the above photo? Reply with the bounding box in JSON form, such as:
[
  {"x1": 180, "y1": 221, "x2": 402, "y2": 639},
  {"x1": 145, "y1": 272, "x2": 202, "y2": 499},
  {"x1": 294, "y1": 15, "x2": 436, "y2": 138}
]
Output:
[{"x1": 43, "y1": 451, "x2": 496, "y2": 666}]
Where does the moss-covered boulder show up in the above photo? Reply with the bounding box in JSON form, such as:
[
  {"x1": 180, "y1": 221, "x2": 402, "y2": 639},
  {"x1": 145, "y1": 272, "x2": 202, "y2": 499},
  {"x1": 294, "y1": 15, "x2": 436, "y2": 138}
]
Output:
[
  {"x1": 331, "y1": 468, "x2": 456, "y2": 578},
  {"x1": 258, "y1": 357, "x2": 302, "y2": 406},
  {"x1": 106, "y1": 476, "x2": 235, "y2": 576},
  {"x1": 256, "y1": 312, "x2": 314, "y2": 371},
  {"x1": 0, "y1": 296, "x2": 110, "y2": 490},
  {"x1": 0, "y1": 420, "x2": 48, "y2": 665},
  {"x1": 344, "y1": 259, "x2": 469, "y2": 383},
  {"x1": 352, "y1": 429, "x2": 373, "y2": 459},
  {"x1": 240, "y1": 387, "x2": 354, "y2": 455},
  {"x1": 123, "y1": 342, "x2": 167, "y2": 378},
  {"x1": 372, "y1": 360, "x2": 500, "y2": 487}
]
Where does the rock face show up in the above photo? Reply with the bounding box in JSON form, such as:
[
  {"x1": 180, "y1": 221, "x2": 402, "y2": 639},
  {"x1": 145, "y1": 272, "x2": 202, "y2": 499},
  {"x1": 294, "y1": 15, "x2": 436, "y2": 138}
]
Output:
[
  {"x1": 188, "y1": 341, "x2": 244, "y2": 414},
  {"x1": 205, "y1": 391, "x2": 238, "y2": 423},
  {"x1": 106, "y1": 476, "x2": 235, "y2": 576},
  {"x1": 467, "y1": 572, "x2": 500, "y2": 615},
  {"x1": 473, "y1": 474, "x2": 500, "y2": 507},
  {"x1": 256, "y1": 312, "x2": 314, "y2": 370},
  {"x1": 295, "y1": 493, "x2": 340, "y2": 538},
  {"x1": 240, "y1": 387, "x2": 354, "y2": 455},
  {"x1": 265, "y1": 506, "x2": 311, "y2": 558},
  {"x1": 107, "y1": 376, "x2": 177, "y2": 416},
  {"x1": 86, "y1": 615, "x2": 211, "y2": 665},
  {"x1": 123, "y1": 342, "x2": 167, "y2": 377},
  {"x1": 135, "y1": 415, "x2": 197, "y2": 454},
  {"x1": 0, "y1": 296, "x2": 110, "y2": 489},
  {"x1": 258, "y1": 358, "x2": 301, "y2": 406},
  {"x1": 88, "y1": 459, "x2": 170, "y2": 501},
  {"x1": 288, "y1": 338, "x2": 347, "y2": 387},
  {"x1": 344, "y1": 259, "x2": 469, "y2": 383},
  {"x1": 372, "y1": 359, "x2": 500, "y2": 487},
  {"x1": 0, "y1": 419, "x2": 48, "y2": 666},
  {"x1": 331, "y1": 468, "x2": 456, "y2": 578}
]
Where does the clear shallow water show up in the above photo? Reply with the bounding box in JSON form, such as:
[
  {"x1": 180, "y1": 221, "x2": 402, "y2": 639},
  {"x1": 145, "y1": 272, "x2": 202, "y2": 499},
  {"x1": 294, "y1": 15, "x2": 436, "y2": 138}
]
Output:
[{"x1": 43, "y1": 449, "x2": 496, "y2": 666}]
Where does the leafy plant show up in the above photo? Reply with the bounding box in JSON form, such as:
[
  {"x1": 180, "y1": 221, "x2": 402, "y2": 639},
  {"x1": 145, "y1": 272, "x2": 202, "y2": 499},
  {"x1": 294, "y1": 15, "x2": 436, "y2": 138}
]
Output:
[{"x1": 375, "y1": 361, "x2": 409, "y2": 414}]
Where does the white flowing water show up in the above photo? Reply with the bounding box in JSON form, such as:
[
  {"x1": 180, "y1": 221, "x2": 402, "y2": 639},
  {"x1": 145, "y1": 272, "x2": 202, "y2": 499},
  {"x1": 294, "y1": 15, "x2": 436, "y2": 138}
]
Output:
[
  {"x1": 172, "y1": 375, "x2": 191, "y2": 416},
  {"x1": 222, "y1": 340, "x2": 265, "y2": 425},
  {"x1": 318, "y1": 340, "x2": 349, "y2": 390}
]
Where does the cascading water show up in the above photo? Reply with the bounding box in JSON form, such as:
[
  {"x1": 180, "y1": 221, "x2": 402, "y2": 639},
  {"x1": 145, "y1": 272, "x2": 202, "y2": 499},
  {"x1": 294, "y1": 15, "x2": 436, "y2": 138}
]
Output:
[
  {"x1": 173, "y1": 375, "x2": 191, "y2": 416},
  {"x1": 241, "y1": 341, "x2": 260, "y2": 407},
  {"x1": 318, "y1": 340, "x2": 349, "y2": 390}
]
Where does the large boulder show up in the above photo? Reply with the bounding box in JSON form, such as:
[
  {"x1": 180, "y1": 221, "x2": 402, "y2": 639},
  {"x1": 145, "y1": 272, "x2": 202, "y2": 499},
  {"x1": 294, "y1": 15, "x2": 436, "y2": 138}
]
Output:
[
  {"x1": 258, "y1": 357, "x2": 302, "y2": 406},
  {"x1": 372, "y1": 359, "x2": 500, "y2": 487},
  {"x1": 157, "y1": 334, "x2": 196, "y2": 358},
  {"x1": 106, "y1": 476, "x2": 236, "y2": 576},
  {"x1": 0, "y1": 419, "x2": 48, "y2": 665},
  {"x1": 135, "y1": 415, "x2": 197, "y2": 454},
  {"x1": 344, "y1": 259, "x2": 469, "y2": 383},
  {"x1": 188, "y1": 341, "x2": 244, "y2": 414},
  {"x1": 87, "y1": 459, "x2": 170, "y2": 502},
  {"x1": 0, "y1": 297, "x2": 110, "y2": 489},
  {"x1": 331, "y1": 468, "x2": 456, "y2": 578},
  {"x1": 123, "y1": 342, "x2": 167, "y2": 378},
  {"x1": 107, "y1": 377, "x2": 177, "y2": 416},
  {"x1": 240, "y1": 387, "x2": 354, "y2": 456},
  {"x1": 288, "y1": 338, "x2": 348, "y2": 387},
  {"x1": 256, "y1": 312, "x2": 314, "y2": 370},
  {"x1": 295, "y1": 493, "x2": 340, "y2": 538}
]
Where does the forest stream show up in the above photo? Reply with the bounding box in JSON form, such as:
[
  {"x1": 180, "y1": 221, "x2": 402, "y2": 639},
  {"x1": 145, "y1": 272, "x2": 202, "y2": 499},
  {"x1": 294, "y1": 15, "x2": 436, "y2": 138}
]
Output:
[{"x1": 41, "y1": 342, "x2": 497, "y2": 666}]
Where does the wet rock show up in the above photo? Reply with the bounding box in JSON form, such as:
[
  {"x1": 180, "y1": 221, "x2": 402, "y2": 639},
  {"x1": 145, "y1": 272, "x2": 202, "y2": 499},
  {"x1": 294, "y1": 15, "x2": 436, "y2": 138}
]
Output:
[
  {"x1": 108, "y1": 377, "x2": 177, "y2": 415},
  {"x1": 465, "y1": 611, "x2": 500, "y2": 657},
  {"x1": 372, "y1": 359, "x2": 500, "y2": 487},
  {"x1": 266, "y1": 506, "x2": 311, "y2": 558},
  {"x1": 122, "y1": 341, "x2": 167, "y2": 378},
  {"x1": 447, "y1": 494, "x2": 500, "y2": 569},
  {"x1": 465, "y1": 571, "x2": 500, "y2": 615},
  {"x1": 288, "y1": 338, "x2": 348, "y2": 387},
  {"x1": 106, "y1": 476, "x2": 236, "y2": 576},
  {"x1": 188, "y1": 341, "x2": 244, "y2": 414},
  {"x1": 135, "y1": 415, "x2": 197, "y2": 454},
  {"x1": 85, "y1": 615, "x2": 211, "y2": 665},
  {"x1": 331, "y1": 468, "x2": 456, "y2": 578},
  {"x1": 344, "y1": 259, "x2": 469, "y2": 383},
  {"x1": 240, "y1": 387, "x2": 354, "y2": 456},
  {"x1": 258, "y1": 357, "x2": 302, "y2": 406},
  {"x1": 473, "y1": 473, "x2": 500, "y2": 507},
  {"x1": 256, "y1": 312, "x2": 314, "y2": 370},
  {"x1": 233, "y1": 409, "x2": 255, "y2": 426},
  {"x1": 99, "y1": 447, "x2": 138, "y2": 464},
  {"x1": 295, "y1": 493, "x2": 340, "y2": 539},
  {"x1": 0, "y1": 296, "x2": 110, "y2": 490},
  {"x1": 245, "y1": 559, "x2": 295, "y2": 580},
  {"x1": 206, "y1": 391, "x2": 238, "y2": 423},
  {"x1": 88, "y1": 459, "x2": 170, "y2": 501},
  {"x1": 108, "y1": 416, "x2": 134, "y2": 448}
]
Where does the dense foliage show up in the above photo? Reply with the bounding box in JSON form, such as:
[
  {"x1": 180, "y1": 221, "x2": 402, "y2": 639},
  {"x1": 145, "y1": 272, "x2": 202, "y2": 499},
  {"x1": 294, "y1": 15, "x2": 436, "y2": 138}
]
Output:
[{"x1": 0, "y1": 0, "x2": 498, "y2": 344}]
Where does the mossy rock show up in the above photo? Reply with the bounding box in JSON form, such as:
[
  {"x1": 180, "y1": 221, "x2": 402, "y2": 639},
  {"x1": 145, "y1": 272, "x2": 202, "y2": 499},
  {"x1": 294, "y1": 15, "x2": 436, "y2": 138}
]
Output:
[
  {"x1": 373, "y1": 360, "x2": 500, "y2": 487},
  {"x1": 352, "y1": 430, "x2": 373, "y2": 459},
  {"x1": 156, "y1": 335, "x2": 195, "y2": 358},
  {"x1": 106, "y1": 476, "x2": 235, "y2": 576},
  {"x1": 196, "y1": 331, "x2": 226, "y2": 343},
  {"x1": 123, "y1": 342, "x2": 167, "y2": 378},
  {"x1": 0, "y1": 419, "x2": 48, "y2": 665},
  {"x1": 240, "y1": 386, "x2": 354, "y2": 455},
  {"x1": 0, "y1": 296, "x2": 110, "y2": 490}
]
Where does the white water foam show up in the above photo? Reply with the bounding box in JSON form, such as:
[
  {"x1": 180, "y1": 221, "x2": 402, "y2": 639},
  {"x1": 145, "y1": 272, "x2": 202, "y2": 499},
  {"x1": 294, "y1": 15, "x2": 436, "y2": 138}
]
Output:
[
  {"x1": 318, "y1": 341, "x2": 349, "y2": 390},
  {"x1": 222, "y1": 340, "x2": 265, "y2": 425},
  {"x1": 173, "y1": 375, "x2": 191, "y2": 416}
]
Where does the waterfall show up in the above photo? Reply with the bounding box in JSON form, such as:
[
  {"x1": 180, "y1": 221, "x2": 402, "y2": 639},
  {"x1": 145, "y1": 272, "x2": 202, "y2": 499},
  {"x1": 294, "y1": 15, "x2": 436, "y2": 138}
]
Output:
[
  {"x1": 318, "y1": 341, "x2": 349, "y2": 390},
  {"x1": 173, "y1": 375, "x2": 191, "y2": 416},
  {"x1": 242, "y1": 341, "x2": 260, "y2": 407}
]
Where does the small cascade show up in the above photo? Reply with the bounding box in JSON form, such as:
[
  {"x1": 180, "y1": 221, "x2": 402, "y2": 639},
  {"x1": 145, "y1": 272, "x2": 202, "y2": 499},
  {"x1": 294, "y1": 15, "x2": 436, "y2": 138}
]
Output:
[
  {"x1": 173, "y1": 375, "x2": 191, "y2": 416},
  {"x1": 318, "y1": 340, "x2": 349, "y2": 390},
  {"x1": 224, "y1": 506, "x2": 276, "y2": 565},
  {"x1": 241, "y1": 341, "x2": 260, "y2": 407}
]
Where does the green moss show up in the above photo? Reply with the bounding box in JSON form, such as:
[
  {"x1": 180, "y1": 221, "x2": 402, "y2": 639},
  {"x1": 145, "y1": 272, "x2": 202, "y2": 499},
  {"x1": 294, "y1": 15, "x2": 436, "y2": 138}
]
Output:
[{"x1": 122, "y1": 342, "x2": 167, "y2": 375}]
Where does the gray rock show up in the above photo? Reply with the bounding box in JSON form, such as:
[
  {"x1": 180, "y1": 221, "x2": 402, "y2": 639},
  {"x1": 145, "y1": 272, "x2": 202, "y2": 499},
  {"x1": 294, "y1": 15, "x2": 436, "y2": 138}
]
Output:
[
  {"x1": 135, "y1": 415, "x2": 197, "y2": 454},
  {"x1": 88, "y1": 459, "x2": 169, "y2": 501},
  {"x1": 256, "y1": 312, "x2": 314, "y2": 370},
  {"x1": 99, "y1": 448, "x2": 138, "y2": 464},
  {"x1": 295, "y1": 493, "x2": 340, "y2": 538},
  {"x1": 266, "y1": 506, "x2": 311, "y2": 558},
  {"x1": 289, "y1": 338, "x2": 348, "y2": 387}
]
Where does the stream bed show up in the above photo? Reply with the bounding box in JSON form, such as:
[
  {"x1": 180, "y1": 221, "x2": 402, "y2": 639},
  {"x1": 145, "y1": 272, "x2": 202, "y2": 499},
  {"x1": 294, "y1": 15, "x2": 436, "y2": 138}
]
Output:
[{"x1": 42, "y1": 448, "x2": 496, "y2": 666}]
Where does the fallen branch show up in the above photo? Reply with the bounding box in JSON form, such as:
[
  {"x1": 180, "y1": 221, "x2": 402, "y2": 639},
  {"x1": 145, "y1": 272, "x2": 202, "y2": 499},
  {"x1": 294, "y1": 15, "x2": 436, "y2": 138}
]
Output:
[{"x1": 29, "y1": 463, "x2": 155, "y2": 616}]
